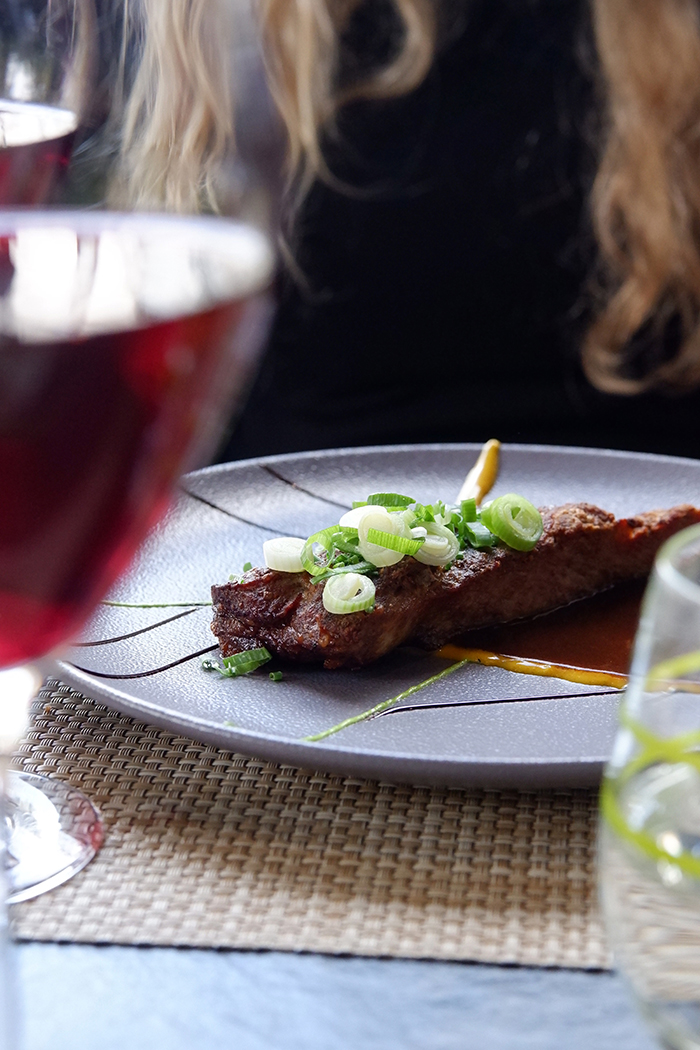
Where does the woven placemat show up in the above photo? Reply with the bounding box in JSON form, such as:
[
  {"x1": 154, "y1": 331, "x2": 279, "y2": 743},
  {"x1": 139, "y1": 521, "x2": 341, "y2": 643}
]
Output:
[{"x1": 10, "y1": 681, "x2": 610, "y2": 969}]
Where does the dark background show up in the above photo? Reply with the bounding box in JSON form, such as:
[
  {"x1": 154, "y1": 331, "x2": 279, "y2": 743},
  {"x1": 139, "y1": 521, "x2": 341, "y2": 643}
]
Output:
[{"x1": 220, "y1": 0, "x2": 700, "y2": 463}]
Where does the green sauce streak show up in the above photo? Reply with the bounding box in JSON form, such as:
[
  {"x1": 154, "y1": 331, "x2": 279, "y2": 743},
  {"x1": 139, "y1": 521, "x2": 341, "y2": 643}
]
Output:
[{"x1": 304, "y1": 658, "x2": 470, "y2": 742}]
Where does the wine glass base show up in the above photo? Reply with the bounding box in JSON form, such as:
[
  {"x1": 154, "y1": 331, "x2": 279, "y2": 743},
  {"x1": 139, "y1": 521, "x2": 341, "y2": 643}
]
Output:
[{"x1": 4, "y1": 771, "x2": 103, "y2": 904}]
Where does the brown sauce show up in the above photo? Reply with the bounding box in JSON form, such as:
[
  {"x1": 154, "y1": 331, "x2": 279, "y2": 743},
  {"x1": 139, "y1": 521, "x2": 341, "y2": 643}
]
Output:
[{"x1": 437, "y1": 579, "x2": 646, "y2": 688}]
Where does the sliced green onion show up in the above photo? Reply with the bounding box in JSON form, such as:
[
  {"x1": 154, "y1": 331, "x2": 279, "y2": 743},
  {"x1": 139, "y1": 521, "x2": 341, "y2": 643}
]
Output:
[
  {"x1": 310, "y1": 560, "x2": 377, "y2": 584},
  {"x1": 263, "y1": 537, "x2": 305, "y2": 573},
  {"x1": 411, "y1": 503, "x2": 435, "y2": 524},
  {"x1": 334, "y1": 526, "x2": 360, "y2": 540},
  {"x1": 461, "y1": 498, "x2": 477, "y2": 522},
  {"x1": 413, "y1": 522, "x2": 460, "y2": 567},
  {"x1": 340, "y1": 507, "x2": 372, "y2": 528},
  {"x1": 366, "y1": 528, "x2": 424, "y2": 555},
  {"x1": 224, "y1": 648, "x2": 272, "y2": 673},
  {"x1": 366, "y1": 492, "x2": 415, "y2": 508},
  {"x1": 463, "y1": 520, "x2": 498, "y2": 549},
  {"x1": 329, "y1": 526, "x2": 361, "y2": 556},
  {"x1": 202, "y1": 647, "x2": 272, "y2": 677},
  {"x1": 322, "y1": 573, "x2": 376, "y2": 614},
  {"x1": 300, "y1": 526, "x2": 337, "y2": 576},
  {"x1": 269, "y1": 671, "x2": 283, "y2": 682},
  {"x1": 435, "y1": 508, "x2": 459, "y2": 528},
  {"x1": 357, "y1": 506, "x2": 407, "y2": 567},
  {"x1": 479, "y1": 493, "x2": 543, "y2": 552}
]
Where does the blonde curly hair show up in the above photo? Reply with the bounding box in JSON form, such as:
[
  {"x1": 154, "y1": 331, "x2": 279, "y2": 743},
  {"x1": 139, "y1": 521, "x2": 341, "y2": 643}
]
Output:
[
  {"x1": 111, "y1": 0, "x2": 700, "y2": 396},
  {"x1": 113, "y1": 0, "x2": 436, "y2": 210},
  {"x1": 583, "y1": 0, "x2": 700, "y2": 394}
]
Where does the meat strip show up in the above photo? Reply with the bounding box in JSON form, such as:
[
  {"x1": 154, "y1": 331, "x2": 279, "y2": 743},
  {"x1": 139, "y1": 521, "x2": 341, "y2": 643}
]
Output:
[{"x1": 211, "y1": 503, "x2": 700, "y2": 669}]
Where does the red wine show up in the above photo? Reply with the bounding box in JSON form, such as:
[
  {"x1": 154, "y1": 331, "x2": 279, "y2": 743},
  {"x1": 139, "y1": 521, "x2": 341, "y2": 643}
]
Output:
[
  {"x1": 0, "y1": 211, "x2": 273, "y2": 667},
  {"x1": 0, "y1": 100, "x2": 77, "y2": 206}
]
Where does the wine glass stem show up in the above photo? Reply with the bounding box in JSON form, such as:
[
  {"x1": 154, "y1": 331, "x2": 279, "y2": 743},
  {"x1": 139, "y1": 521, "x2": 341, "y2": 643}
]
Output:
[{"x1": 0, "y1": 757, "x2": 17, "y2": 1050}]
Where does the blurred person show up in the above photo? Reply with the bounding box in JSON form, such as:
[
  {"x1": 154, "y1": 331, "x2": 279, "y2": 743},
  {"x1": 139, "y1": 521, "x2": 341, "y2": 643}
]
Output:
[{"x1": 108, "y1": 0, "x2": 700, "y2": 460}]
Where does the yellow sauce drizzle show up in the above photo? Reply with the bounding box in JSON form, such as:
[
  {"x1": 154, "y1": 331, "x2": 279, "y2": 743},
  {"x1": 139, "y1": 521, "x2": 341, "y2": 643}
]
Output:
[
  {"x1": 436, "y1": 644, "x2": 628, "y2": 690},
  {"x1": 457, "y1": 438, "x2": 501, "y2": 504}
]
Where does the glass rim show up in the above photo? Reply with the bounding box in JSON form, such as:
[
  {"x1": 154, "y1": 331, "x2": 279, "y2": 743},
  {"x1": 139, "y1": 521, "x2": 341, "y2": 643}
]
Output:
[{"x1": 655, "y1": 522, "x2": 700, "y2": 605}]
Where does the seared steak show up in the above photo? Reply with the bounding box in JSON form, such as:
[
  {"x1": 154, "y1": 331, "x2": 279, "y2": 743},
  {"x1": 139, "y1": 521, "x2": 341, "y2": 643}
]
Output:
[{"x1": 211, "y1": 503, "x2": 700, "y2": 669}]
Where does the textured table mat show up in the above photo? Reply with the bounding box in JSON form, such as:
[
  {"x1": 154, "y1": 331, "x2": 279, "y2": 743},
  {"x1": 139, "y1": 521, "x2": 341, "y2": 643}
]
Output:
[{"x1": 11, "y1": 681, "x2": 610, "y2": 969}]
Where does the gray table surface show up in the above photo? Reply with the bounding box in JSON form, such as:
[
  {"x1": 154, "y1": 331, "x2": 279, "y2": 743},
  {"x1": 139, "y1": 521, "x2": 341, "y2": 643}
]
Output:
[{"x1": 16, "y1": 944, "x2": 659, "y2": 1050}]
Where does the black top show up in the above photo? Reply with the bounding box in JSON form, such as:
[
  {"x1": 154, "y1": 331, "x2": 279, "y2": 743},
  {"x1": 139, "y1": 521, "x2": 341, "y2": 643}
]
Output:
[{"x1": 220, "y1": 0, "x2": 700, "y2": 462}]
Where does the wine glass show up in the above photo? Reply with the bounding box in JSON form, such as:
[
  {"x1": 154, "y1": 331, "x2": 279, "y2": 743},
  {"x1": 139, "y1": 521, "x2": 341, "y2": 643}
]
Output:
[
  {"x1": 0, "y1": 0, "x2": 278, "y2": 905},
  {"x1": 1, "y1": 0, "x2": 104, "y2": 913},
  {"x1": 0, "y1": 0, "x2": 92, "y2": 205},
  {"x1": 599, "y1": 524, "x2": 700, "y2": 1050}
]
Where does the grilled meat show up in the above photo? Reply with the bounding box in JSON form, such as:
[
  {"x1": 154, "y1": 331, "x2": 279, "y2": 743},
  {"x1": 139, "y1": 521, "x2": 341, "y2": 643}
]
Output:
[{"x1": 211, "y1": 503, "x2": 700, "y2": 669}]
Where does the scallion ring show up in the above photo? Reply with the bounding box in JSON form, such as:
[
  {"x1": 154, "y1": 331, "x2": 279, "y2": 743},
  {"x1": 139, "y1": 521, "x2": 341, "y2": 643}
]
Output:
[
  {"x1": 357, "y1": 507, "x2": 406, "y2": 567},
  {"x1": 300, "y1": 526, "x2": 337, "y2": 576},
  {"x1": 339, "y1": 507, "x2": 370, "y2": 528},
  {"x1": 479, "y1": 493, "x2": 543, "y2": 552},
  {"x1": 322, "y1": 573, "x2": 376, "y2": 615},
  {"x1": 413, "y1": 522, "x2": 460, "y2": 567},
  {"x1": 263, "y1": 537, "x2": 305, "y2": 573}
]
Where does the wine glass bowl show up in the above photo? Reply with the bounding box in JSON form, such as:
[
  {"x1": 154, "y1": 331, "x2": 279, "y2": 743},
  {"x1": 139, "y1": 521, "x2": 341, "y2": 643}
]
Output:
[
  {"x1": 0, "y1": 0, "x2": 92, "y2": 205},
  {"x1": 0, "y1": 210, "x2": 273, "y2": 669}
]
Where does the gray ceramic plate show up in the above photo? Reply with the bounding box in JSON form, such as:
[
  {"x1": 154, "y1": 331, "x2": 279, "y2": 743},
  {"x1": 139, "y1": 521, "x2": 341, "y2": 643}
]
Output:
[{"x1": 56, "y1": 443, "x2": 700, "y2": 788}]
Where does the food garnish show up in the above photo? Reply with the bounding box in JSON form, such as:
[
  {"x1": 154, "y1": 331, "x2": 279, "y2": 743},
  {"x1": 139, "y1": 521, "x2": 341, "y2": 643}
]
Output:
[
  {"x1": 322, "y1": 572, "x2": 376, "y2": 614},
  {"x1": 261, "y1": 491, "x2": 543, "y2": 613},
  {"x1": 480, "y1": 493, "x2": 544, "y2": 551},
  {"x1": 202, "y1": 647, "x2": 271, "y2": 677},
  {"x1": 262, "y1": 537, "x2": 305, "y2": 573},
  {"x1": 456, "y1": 437, "x2": 501, "y2": 503}
]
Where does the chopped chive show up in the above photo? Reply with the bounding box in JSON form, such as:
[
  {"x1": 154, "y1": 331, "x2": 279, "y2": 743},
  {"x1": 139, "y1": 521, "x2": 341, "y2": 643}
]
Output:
[
  {"x1": 461, "y1": 498, "x2": 477, "y2": 522},
  {"x1": 366, "y1": 492, "x2": 415, "y2": 508},
  {"x1": 304, "y1": 658, "x2": 470, "y2": 741},
  {"x1": 464, "y1": 520, "x2": 498, "y2": 549},
  {"x1": 366, "y1": 528, "x2": 425, "y2": 555},
  {"x1": 202, "y1": 647, "x2": 272, "y2": 678},
  {"x1": 310, "y1": 560, "x2": 377, "y2": 584}
]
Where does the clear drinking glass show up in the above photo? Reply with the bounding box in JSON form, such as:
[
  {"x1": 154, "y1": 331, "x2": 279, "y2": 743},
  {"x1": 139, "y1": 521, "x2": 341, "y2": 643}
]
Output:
[{"x1": 600, "y1": 523, "x2": 700, "y2": 1050}]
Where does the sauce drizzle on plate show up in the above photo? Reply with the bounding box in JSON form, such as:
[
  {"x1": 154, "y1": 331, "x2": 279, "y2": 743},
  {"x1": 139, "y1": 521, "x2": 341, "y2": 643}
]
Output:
[{"x1": 438, "y1": 579, "x2": 646, "y2": 689}]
